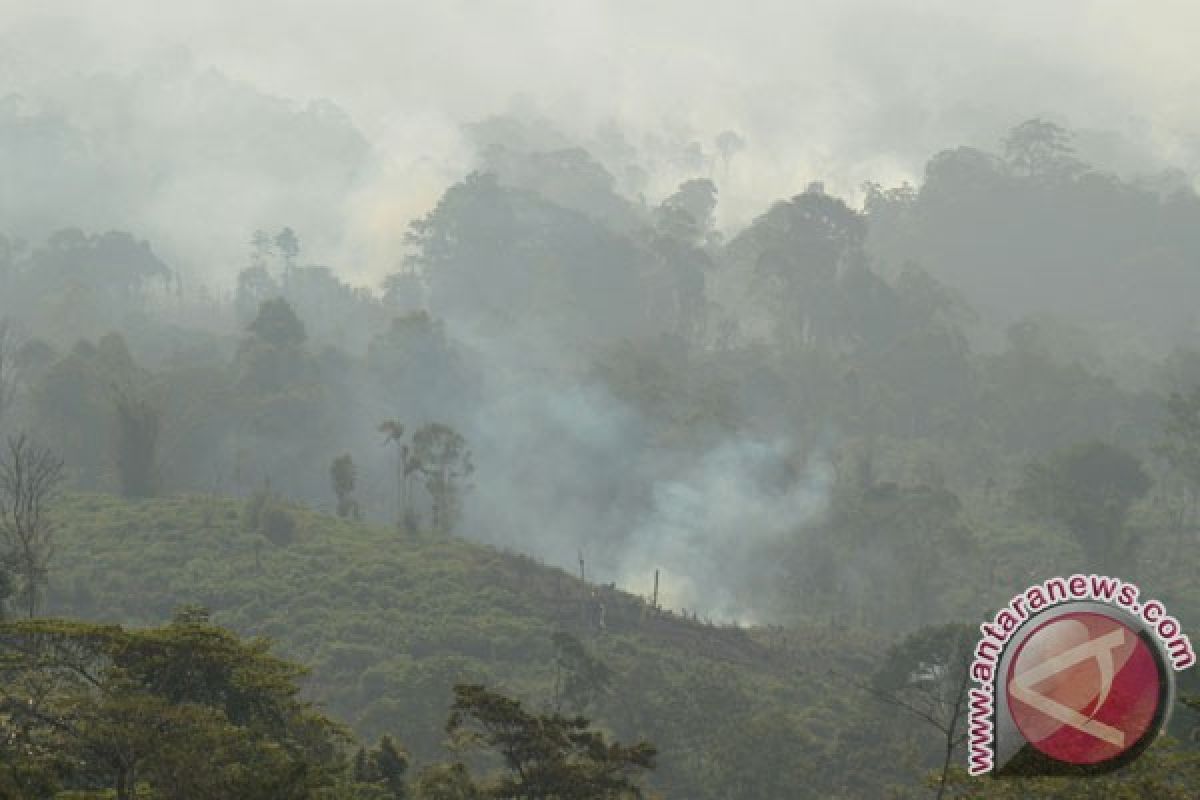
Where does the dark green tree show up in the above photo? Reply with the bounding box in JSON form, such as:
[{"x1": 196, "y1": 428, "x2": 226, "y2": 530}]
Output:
[
  {"x1": 0, "y1": 611, "x2": 350, "y2": 799},
  {"x1": 1016, "y1": 440, "x2": 1151, "y2": 569},
  {"x1": 352, "y1": 735, "x2": 410, "y2": 798},
  {"x1": 113, "y1": 386, "x2": 160, "y2": 498},
  {"x1": 445, "y1": 683, "x2": 656, "y2": 799},
  {"x1": 1157, "y1": 384, "x2": 1200, "y2": 532},
  {"x1": 247, "y1": 296, "x2": 307, "y2": 349},
  {"x1": 331, "y1": 453, "x2": 361, "y2": 520}
]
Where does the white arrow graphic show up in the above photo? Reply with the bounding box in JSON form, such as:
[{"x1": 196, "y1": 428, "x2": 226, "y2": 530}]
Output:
[{"x1": 1008, "y1": 627, "x2": 1127, "y2": 748}]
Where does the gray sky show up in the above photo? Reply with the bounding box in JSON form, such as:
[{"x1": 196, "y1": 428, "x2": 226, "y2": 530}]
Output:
[{"x1": 2, "y1": 0, "x2": 1197, "y2": 280}]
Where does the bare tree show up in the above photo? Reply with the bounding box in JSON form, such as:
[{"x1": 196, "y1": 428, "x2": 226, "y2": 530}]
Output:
[
  {"x1": 0, "y1": 319, "x2": 20, "y2": 430},
  {"x1": 839, "y1": 623, "x2": 975, "y2": 800},
  {"x1": 0, "y1": 434, "x2": 65, "y2": 618}
]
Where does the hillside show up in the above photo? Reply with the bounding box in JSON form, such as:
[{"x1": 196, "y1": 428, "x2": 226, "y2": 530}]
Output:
[{"x1": 41, "y1": 492, "x2": 893, "y2": 799}]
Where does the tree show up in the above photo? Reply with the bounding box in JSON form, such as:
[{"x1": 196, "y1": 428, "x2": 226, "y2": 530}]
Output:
[
  {"x1": 0, "y1": 318, "x2": 19, "y2": 430},
  {"x1": 113, "y1": 385, "x2": 160, "y2": 498},
  {"x1": 445, "y1": 683, "x2": 656, "y2": 799},
  {"x1": 250, "y1": 228, "x2": 274, "y2": 269},
  {"x1": 331, "y1": 453, "x2": 361, "y2": 520},
  {"x1": 551, "y1": 631, "x2": 613, "y2": 714},
  {"x1": 861, "y1": 623, "x2": 976, "y2": 800},
  {"x1": 353, "y1": 734, "x2": 410, "y2": 798},
  {"x1": 414, "y1": 762, "x2": 480, "y2": 800},
  {"x1": 1016, "y1": 441, "x2": 1151, "y2": 569},
  {"x1": 0, "y1": 434, "x2": 63, "y2": 618},
  {"x1": 248, "y1": 296, "x2": 307, "y2": 348},
  {"x1": 410, "y1": 423, "x2": 473, "y2": 535},
  {"x1": 275, "y1": 226, "x2": 301, "y2": 288},
  {"x1": 654, "y1": 178, "x2": 717, "y2": 244},
  {"x1": 1156, "y1": 384, "x2": 1200, "y2": 532},
  {"x1": 376, "y1": 735, "x2": 410, "y2": 798},
  {"x1": 1002, "y1": 118, "x2": 1085, "y2": 180},
  {"x1": 726, "y1": 182, "x2": 868, "y2": 349},
  {"x1": 0, "y1": 611, "x2": 350, "y2": 799},
  {"x1": 243, "y1": 483, "x2": 298, "y2": 546},
  {"x1": 380, "y1": 420, "x2": 420, "y2": 533},
  {"x1": 714, "y1": 129, "x2": 745, "y2": 174}
]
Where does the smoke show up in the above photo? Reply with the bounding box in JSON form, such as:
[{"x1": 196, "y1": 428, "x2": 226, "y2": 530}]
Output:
[
  {"x1": 4, "y1": 1, "x2": 1199, "y2": 289},
  {"x1": 4, "y1": 0, "x2": 1199, "y2": 622},
  {"x1": 617, "y1": 439, "x2": 832, "y2": 624}
]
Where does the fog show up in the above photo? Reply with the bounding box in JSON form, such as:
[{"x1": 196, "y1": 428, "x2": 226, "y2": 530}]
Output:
[
  {"x1": 3, "y1": 1, "x2": 1200, "y2": 624},
  {"x1": 5, "y1": 1, "x2": 1198, "y2": 284}
]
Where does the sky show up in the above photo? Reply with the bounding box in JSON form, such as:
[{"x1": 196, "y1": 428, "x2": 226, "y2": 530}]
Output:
[{"x1": 2, "y1": 1, "x2": 1198, "y2": 281}]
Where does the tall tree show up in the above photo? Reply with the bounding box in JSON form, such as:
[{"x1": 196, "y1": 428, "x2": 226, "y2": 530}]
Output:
[
  {"x1": 1002, "y1": 118, "x2": 1085, "y2": 180},
  {"x1": 0, "y1": 434, "x2": 63, "y2": 618},
  {"x1": 379, "y1": 420, "x2": 419, "y2": 532},
  {"x1": 0, "y1": 318, "x2": 19, "y2": 430},
  {"x1": 411, "y1": 423, "x2": 473, "y2": 535},
  {"x1": 726, "y1": 182, "x2": 868, "y2": 349},
  {"x1": 330, "y1": 453, "x2": 360, "y2": 520},
  {"x1": 275, "y1": 226, "x2": 301, "y2": 289},
  {"x1": 1157, "y1": 385, "x2": 1200, "y2": 532},
  {"x1": 1016, "y1": 441, "x2": 1151, "y2": 570},
  {"x1": 113, "y1": 386, "x2": 160, "y2": 499}
]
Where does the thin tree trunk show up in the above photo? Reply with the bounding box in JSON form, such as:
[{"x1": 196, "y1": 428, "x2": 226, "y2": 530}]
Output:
[{"x1": 937, "y1": 664, "x2": 972, "y2": 800}]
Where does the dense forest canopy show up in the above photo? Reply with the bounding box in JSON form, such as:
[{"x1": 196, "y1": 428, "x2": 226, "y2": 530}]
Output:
[{"x1": 2, "y1": 3, "x2": 1200, "y2": 797}]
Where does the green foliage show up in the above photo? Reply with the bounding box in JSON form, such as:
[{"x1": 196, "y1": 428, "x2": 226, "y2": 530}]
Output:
[
  {"x1": 0, "y1": 612, "x2": 350, "y2": 799},
  {"x1": 332, "y1": 453, "x2": 361, "y2": 521},
  {"x1": 446, "y1": 683, "x2": 656, "y2": 799},
  {"x1": 414, "y1": 762, "x2": 481, "y2": 800},
  {"x1": 39, "y1": 493, "x2": 883, "y2": 799},
  {"x1": 248, "y1": 296, "x2": 307, "y2": 349},
  {"x1": 243, "y1": 485, "x2": 299, "y2": 546},
  {"x1": 351, "y1": 734, "x2": 410, "y2": 798},
  {"x1": 1158, "y1": 384, "x2": 1200, "y2": 504},
  {"x1": 113, "y1": 387, "x2": 159, "y2": 498},
  {"x1": 1016, "y1": 440, "x2": 1151, "y2": 569},
  {"x1": 410, "y1": 423, "x2": 473, "y2": 535},
  {"x1": 945, "y1": 738, "x2": 1200, "y2": 798},
  {"x1": 551, "y1": 631, "x2": 613, "y2": 714}
]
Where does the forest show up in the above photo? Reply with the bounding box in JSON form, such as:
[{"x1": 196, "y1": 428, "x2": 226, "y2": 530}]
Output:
[{"x1": 3, "y1": 4, "x2": 1200, "y2": 797}]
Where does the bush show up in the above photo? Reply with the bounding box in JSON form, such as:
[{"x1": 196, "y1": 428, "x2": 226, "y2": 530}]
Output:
[
  {"x1": 243, "y1": 486, "x2": 297, "y2": 546},
  {"x1": 261, "y1": 506, "x2": 297, "y2": 545}
]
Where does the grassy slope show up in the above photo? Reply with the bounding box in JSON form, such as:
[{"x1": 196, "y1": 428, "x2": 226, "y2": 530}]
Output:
[{"x1": 43, "y1": 492, "x2": 892, "y2": 799}]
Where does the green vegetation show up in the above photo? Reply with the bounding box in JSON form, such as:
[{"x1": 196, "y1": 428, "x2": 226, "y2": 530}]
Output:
[
  {"x1": 38, "y1": 492, "x2": 888, "y2": 798},
  {"x1": 2, "y1": 59, "x2": 1200, "y2": 794}
]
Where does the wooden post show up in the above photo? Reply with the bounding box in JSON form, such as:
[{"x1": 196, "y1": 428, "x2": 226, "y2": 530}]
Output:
[
  {"x1": 578, "y1": 550, "x2": 588, "y2": 629},
  {"x1": 652, "y1": 569, "x2": 659, "y2": 611}
]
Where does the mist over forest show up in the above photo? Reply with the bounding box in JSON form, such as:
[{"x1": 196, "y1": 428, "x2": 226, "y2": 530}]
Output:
[{"x1": 2, "y1": 4, "x2": 1200, "y2": 798}]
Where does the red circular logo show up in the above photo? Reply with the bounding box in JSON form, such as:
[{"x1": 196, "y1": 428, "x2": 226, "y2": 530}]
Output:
[{"x1": 1006, "y1": 611, "x2": 1165, "y2": 765}]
